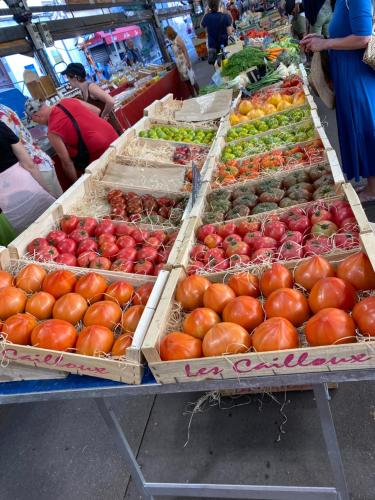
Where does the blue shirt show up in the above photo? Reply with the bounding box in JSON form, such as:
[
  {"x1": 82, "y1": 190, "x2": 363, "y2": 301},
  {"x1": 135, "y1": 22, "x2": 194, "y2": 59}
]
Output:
[{"x1": 201, "y1": 12, "x2": 232, "y2": 50}]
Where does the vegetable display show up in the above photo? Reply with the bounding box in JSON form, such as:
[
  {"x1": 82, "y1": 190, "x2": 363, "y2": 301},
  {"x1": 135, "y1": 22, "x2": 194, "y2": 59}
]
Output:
[
  {"x1": 0, "y1": 264, "x2": 154, "y2": 357},
  {"x1": 203, "y1": 169, "x2": 336, "y2": 223},
  {"x1": 221, "y1": 47, "x2": 266, "y2": 80},
  {"x1": 221, "y1": 122, "x2": 316, "y2": 162},
  {"x1": 188, "y1": 199, "x2": 359, "y2": 274},
  {"x1": 160, "y1": 251, "x2": 375, "y2": 361},
  {"x1": 139, "y1": 126, "x2": 216, "y2": 145},
  {"x1": 25, "y1": 216, "x2": 179, "y2": 276}
]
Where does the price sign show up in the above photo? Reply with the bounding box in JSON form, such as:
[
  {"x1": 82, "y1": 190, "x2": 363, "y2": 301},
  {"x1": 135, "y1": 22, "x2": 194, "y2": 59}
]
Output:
[{"x1": 192, "y1": 161, "x2": 202, "y2": 206}]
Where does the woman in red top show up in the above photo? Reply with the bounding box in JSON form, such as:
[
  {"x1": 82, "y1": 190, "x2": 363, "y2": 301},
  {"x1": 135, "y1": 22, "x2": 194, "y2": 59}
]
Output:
[{"x1": 25, "y1": 98, "x2": 118, "y2": 183}]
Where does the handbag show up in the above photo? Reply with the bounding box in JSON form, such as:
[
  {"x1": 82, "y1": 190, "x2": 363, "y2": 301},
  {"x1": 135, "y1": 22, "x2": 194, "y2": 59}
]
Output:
[
  {"x1": 309, "y1": 51, "x2": 335, "y2": 109},
  {"x1": 56, "y1": 103, "x2": 90, "y2": 171},
  {"x1": 346, "y1": 0, "x2": 375, "y2": 70}
]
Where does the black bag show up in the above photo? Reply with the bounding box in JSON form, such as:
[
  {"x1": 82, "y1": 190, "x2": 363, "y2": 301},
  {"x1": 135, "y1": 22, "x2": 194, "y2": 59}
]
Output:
[{"x1": 56, "y1": 103, "x2": 90, "y2": 171}]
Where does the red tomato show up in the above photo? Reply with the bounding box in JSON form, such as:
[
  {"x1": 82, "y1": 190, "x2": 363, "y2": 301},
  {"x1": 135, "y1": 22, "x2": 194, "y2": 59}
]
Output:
[
  {"x1": 303, "y1": 237, "x2": 333, "y2": 257},
  {"x1": 116, "y1": 247, "x2": 137, "y2": 262},
  {"x1": 134, "y1": 283, "x2": 154, "y2": 305},
  {"x1": 77, "y1": 238, "x2": 98, "y2": 255},
  {"x1": 35, "y1": 246, "x2": 59, "y2": 262},
  {"x1": 243, "y1": 231, "x2": 262, "y2": 248},
  {"x1": 53, "y1": 293, "x2": 88, "y2": 324},
  {"x1": 197, "y1": 224, "x2": 216, "y2": 242},
  {"x1": 228, "y1": 272, "x2": 260, "y2": 297},
  {"x1": 331, "y1": 203, "x2": 354, "y2": 226},
  {"x1": 146, "y1": 236, "x2": 162, "y2": 249},
  {"x1": 2, "y1": 313, "x2": 37, "y2": 345},
  {"x1": 251, "y1": 248, "x2": 274, "y2": 263},
  {"x1": 42, "y1": 270, "x2": 77, "y2": 298},
  {"x1": 334, "y1": 232, "x2": 359, "y2": 250},
  {"x1": 205, "y1": 257, "x2": 229, "y2": 273},
  {"x1": 202, "y1": 322, "x2": 251, "y2": 356},
  {"x1": 31, "y1": 319, "x2": 77, "y2": 351},
  {"x1": 160, "y1": 332, "x2": 202, "y2": 361},
  {"x1": 203, "y1": 284, "x2": 236, "y2": 314},
  {"x1": 308, "y1": 277, "x2": 357, "y2": 313},
  {"x1": 132, "y1": 229, "x2": 149, "y2": 244},
  {"x1": 61, "y1": 215, "x2": 79, "y2": 234},
  {"x1": 280, "y1": 207, "x2": 305, "y2": 224},
  {"x1": 183, "y1": 307, "x2": 220, "y2": 339},
  {"x1": 151, "y1": 230, "x2": 167, "y2": 243},
  {"x1": 76, "y1": 325, "x2": 114, "y2": 355},
  {"x1": 47, "y1": 230, "x2": 66, "y2": 247},
  {"x1": 98, "y1": 233, "x2": 116, "y2": 246},
  {"x1": 55, "y1": 253, "x2": 77, "y2": 266},
  {"x1": 95, "y1": 221, "x2": 115, "y2": 237},
  {"x1": 223, "y1": 296, "x2": 264, "y2": 331},
  {"x1": 136, "y1": 247, "x2": 158, "y2": 263},
  {"x1": 100, "y1": 242, "x2": 120, "y2": 260},
  {"x1": 75, "y1": 273, "x2": 108, "y2": 303},
  {"x1": 237, "y1": 220, "x2": 260, "y2": 237},
  {"x1": 0, "y1": 271, "x2": 13, "y2": 289},
  {"x1": 156, "y1": 248, "x2": 171, "y2": 264},
  {"x1": 225, "y1": 240, "x2": 250, "y2": 258},
  {"x1": 115, "y1": 223, "x2": 134, "y2": 237},
  {"x1": 106, "y1": 281, "x2": 134, "y2": 307},
  {"x1": 16, "y1": 264, "x2": 46, "y2": 293},
  {"x1": 89, "y1": 256, "x2": 112, "y2": 270},
  {"x1": 84, "y1": 300, "x2": 122, "y2": 329},
  {"x1": 111, "y1": 260, "x2": 134, "y2": 273},
  {"x1": 339, "y1": 217, "x2": 357, "y2": 230},
  {"x1": 190, "y1": 244, "x2": 209, "y2": 262},
  {"x1": 70, "y1": 229, "x2": 90, "y2": 243},
  {"x1": 260, "y1": 263, "x2": 293, "y2": 297},
  {"x1": 287, "y1": 215, "x2": 310, "y2": 233},
  {"x1": 336, "y1": 252, "x2": 375, "y2": 291},
  {"x1": 134, "y1": 260, "x2": 154, "y2": 275},
  {"x1": 78, "y1": 217, "x2": 97, "y2": 236},
  {"x1": 294, "y1": 256, "x2": 335, "y2": 291},
  {"x1": 264, "y1": 221, "x2": 287, "y2": 241},
  {"x1": 176, "y1": 275, "x2": 211, "y2": 310},
  {"x1": 122, "y1": 304, "x2": 145, "y2": 333},
  {"x1": 217, "y1": 222, "x2": 238, "y2": 238},
  {"x1": 25, "y1": 292, "x2": 55, "y2": 320},
  {"x1": 229, "y1": 254, "x2": 251, "y2": 267},
  {"x1": 352, "y1": 297, "x2": 375, "y2": 336},
  {"x1": 223, "y1": 234, "x2": 242, "y2": 251},
  {"x1": 111, "y1": 333, "x2": 133, "y2": 356},
  {"x1": 117, "y1": 235, "x2": 136, "y2": 249},
  {"x1": 0, "y1": 287, "x2": 27, "y2": 320},
  {"x1": 204, "y1": 234, "x2": 223, "y2": 248},
  {"x1": 187, "y1": 261, "x2": 205, "y2": 275},
  {"x1": 204, "y1": 248, "x2": 225, "y2": 264},
  {"x1": 265, "y1": 288, "x2": 310, "y2": 327},
  {"x1": 77, "y1": 251, "x2": 97, "y2": 268},
  {"x1": 252, "y1": 236, "x2": 277, "y2": 252},
  {"x1": 278, "y1": 241, "x2": 303, "y2": 261},
  {"x1": 280, "y1": 230, "x2": 303, "y2": 245},
  {"x1": 311, "y1": 209, "x2": 332, "y2": 225},
  {"x1": 252, "y1": 317, "x2": 298, "y2": 351},
  {"x1": 56, "y1": 238, "x2": 77, "y2": 255},
  {"x1": 306, "y1": 308, "x2": 356, "y2": 346}
]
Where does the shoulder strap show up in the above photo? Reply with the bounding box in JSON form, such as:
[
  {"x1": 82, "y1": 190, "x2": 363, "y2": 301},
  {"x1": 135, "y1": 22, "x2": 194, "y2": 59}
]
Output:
[{"x1": 56, "y1": 103, "x2": 88, "y2": 149}]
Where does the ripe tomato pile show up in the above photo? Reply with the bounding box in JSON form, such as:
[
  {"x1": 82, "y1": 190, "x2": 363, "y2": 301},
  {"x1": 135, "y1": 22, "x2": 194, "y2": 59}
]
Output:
[
  {"x1": 0, "y1": 264, "x2": 154, "y2": 356},
  {"x1": 160, "y1": 251, "x2": 375, "y2": 361},
  {"x1": 26, "y1": 216, "x2": 178, "y2": 275},
  {"x1": 188, "y1": 200, "x2": 359, "y2": 274},
  {"x1": 107, "y1": 190, "x2": 186, "y2": 226}
]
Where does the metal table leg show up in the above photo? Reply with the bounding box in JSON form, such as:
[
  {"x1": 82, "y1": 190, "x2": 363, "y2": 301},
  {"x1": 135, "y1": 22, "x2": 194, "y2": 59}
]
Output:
[
  {"x1": 313, "y1": 384, "x2": 350, "y2": 500},
  {"x1": 95, "y1": 398, "x2": 154, "y2": 500}
]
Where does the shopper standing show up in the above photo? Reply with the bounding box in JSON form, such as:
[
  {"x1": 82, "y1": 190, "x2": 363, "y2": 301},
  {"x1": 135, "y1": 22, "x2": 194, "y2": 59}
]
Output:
[
  {"x1": 0, "y1": 121, "x2": 56, "y2": 234},
  {"x1": 25, "y1": 98, "x2": 118, "y2": 184},
  {"x1": 285, "y1": 0, "x2": 307, "y2": 39},
  {"x1": 304, "y1": 0, "x2": 333, "y2": 37},
  {"x1": 201, "y1": 0, "x2": 233, "y2": 64},
  {"x1": 62, "y1": 63, "x2": 122, "y2": 134},
  {"x1": 0, "y1": 103, "x2": 62, "y2": 198},
  {"x1": 227, "y1": 0, "x2": 240, "y2": 27},
  {"x1": 302, "y1": 0, "x2": 375, "y2": 202},
  {"x1": 165, "y1": 27, "x2": 200, "y2": 97}
]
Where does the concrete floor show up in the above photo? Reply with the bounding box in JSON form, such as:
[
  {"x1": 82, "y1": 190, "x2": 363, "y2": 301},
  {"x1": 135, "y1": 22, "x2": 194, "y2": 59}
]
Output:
[{"x1": 1, "y1": 65, "x2": 375, "y2": 500}]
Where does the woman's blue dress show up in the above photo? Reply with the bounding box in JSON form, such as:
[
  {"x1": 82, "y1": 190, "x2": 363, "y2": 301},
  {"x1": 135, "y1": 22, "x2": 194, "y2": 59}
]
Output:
[{"x1": 329, "y1": 0, "x2": 375, "y2": 181}]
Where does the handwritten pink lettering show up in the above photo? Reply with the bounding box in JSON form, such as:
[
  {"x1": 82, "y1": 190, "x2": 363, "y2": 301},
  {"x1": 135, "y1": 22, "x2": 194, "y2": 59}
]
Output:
[{"x1": 185, "y1": 364, "x2": 223, "y2": 378}]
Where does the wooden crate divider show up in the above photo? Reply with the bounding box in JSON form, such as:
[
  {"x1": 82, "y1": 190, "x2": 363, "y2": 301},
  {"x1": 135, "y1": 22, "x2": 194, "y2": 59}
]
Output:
[
  {"x1": 85, "y1": 146, "x2": 117, "y2": 176},
  {"x1": 327, "y1": 149, "x2": 345, "y2": 185},
  {"x1": 144, "y1": 93, "x2": 175, "y2": 117},
  {"x1": 142, "y1": 234, "x2": 375, "y2": 384}
]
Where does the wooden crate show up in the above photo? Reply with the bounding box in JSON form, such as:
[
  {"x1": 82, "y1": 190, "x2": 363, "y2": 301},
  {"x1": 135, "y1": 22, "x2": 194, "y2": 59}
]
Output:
[
  {"x1": 85, "y1": 146, "x2": 117, "y2": 175},
  {"x1": 142, "y1": 234, "x2": 375, "y2": 384},
  {"x1": 0, "y1": 248, "x2": 169, "y2": 384},
  {"x1": 174, "y1": 183, "x2": 371, "y2": 274}
]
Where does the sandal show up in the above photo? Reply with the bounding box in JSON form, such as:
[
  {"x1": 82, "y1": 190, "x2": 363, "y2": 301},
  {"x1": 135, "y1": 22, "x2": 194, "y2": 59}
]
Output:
[
  {"x1": 354, "y1": 184, "x2": 366, "y2": 194},
  {"x1": 358, "y1": 191, "x2": 375, "y2": 204}
]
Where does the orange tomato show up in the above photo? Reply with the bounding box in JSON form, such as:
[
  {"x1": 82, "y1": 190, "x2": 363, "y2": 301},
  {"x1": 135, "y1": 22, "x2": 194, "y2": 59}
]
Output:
[
  {"x1": 294, "y1": 256, "x2": 335, "y2": 291},
  {"x1": 202, "y1": 322, "x2": 252, "y2": 357},
  {"x1": 133, "y1": 283, "x2": 154, "y2": 305},
  {"x1": 106, "y1": 281, "x2": 134, "y2": 307},
  {"x1": 0, "y1": 287, "x2": 27, "y2": 320},
  {"x1": 0, "y1": 270, "x2": 13, "y2": 289},
  {"x1": 306, "y1": 308, "x2": 356, "y2": 346},
  {"x1": 2, "y1": 313, "x2": 37, "y2": 345},
  {"x1": 15, "y1": 264, "x2": 46, "y2": 293},
  {"x1": 160, "y1": 332, "x2": 202, "y2": 361},
  {"x1": 111, "y1": 333, "x2": 133, "y2": 356},
  {"x1": 336, "y1": 252, "x2": 375, "y2": 291},
  {"x1": 265, "y1": 288, "x2": 310, "y2": 327},
  {"x1": 183, "y1": 307, "x2": 220, "y2": 339},
  {"x1": 352, "y1": 297, "x2": 375, "y2": 337},
  {"x1": 25, "y1": 291, "x2": 55, "y2": 320},
  {"x1": 53, "y1": 293, "x2": 88, "y2": 324},
  {"x1": 42, "y1": 270, "x2": 77, "y2": 299},
  {"x1": 223, "y1": 296, "x2": 264, "y2": 331},
  {"x1": 203, "y1": 283, "x2": 236, "y2": 314},
  {"x1": 75, "y1": 272, "x2": 108, "y2": 303},
  {"x1": 260, "y1": 263, "x2": 293, "y2": 297},
  {"x1": 252, "y1": 317, "x2": 299, "y2": 352},
  {"x1": 31, "y1": 319, "x2": 77, "y2": 351},
  {"x1": 84, "y1": 300, "x2": 122, "y2": 330},
  {"x1": 228, "y1": 272, "x2": 260, "y2": 297},
  {"x1": 122, "y1": 305, "x2": 145, "y2": 333},
  {"x1": 308, "y1": 277, "x2": 357, "y2": 314},
  {"x1": 76, "y1": 325, "x2": 114, "y2": 356},
  {"x1": 176, "y1": 275, "x2": 211, "y2": 311}
]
